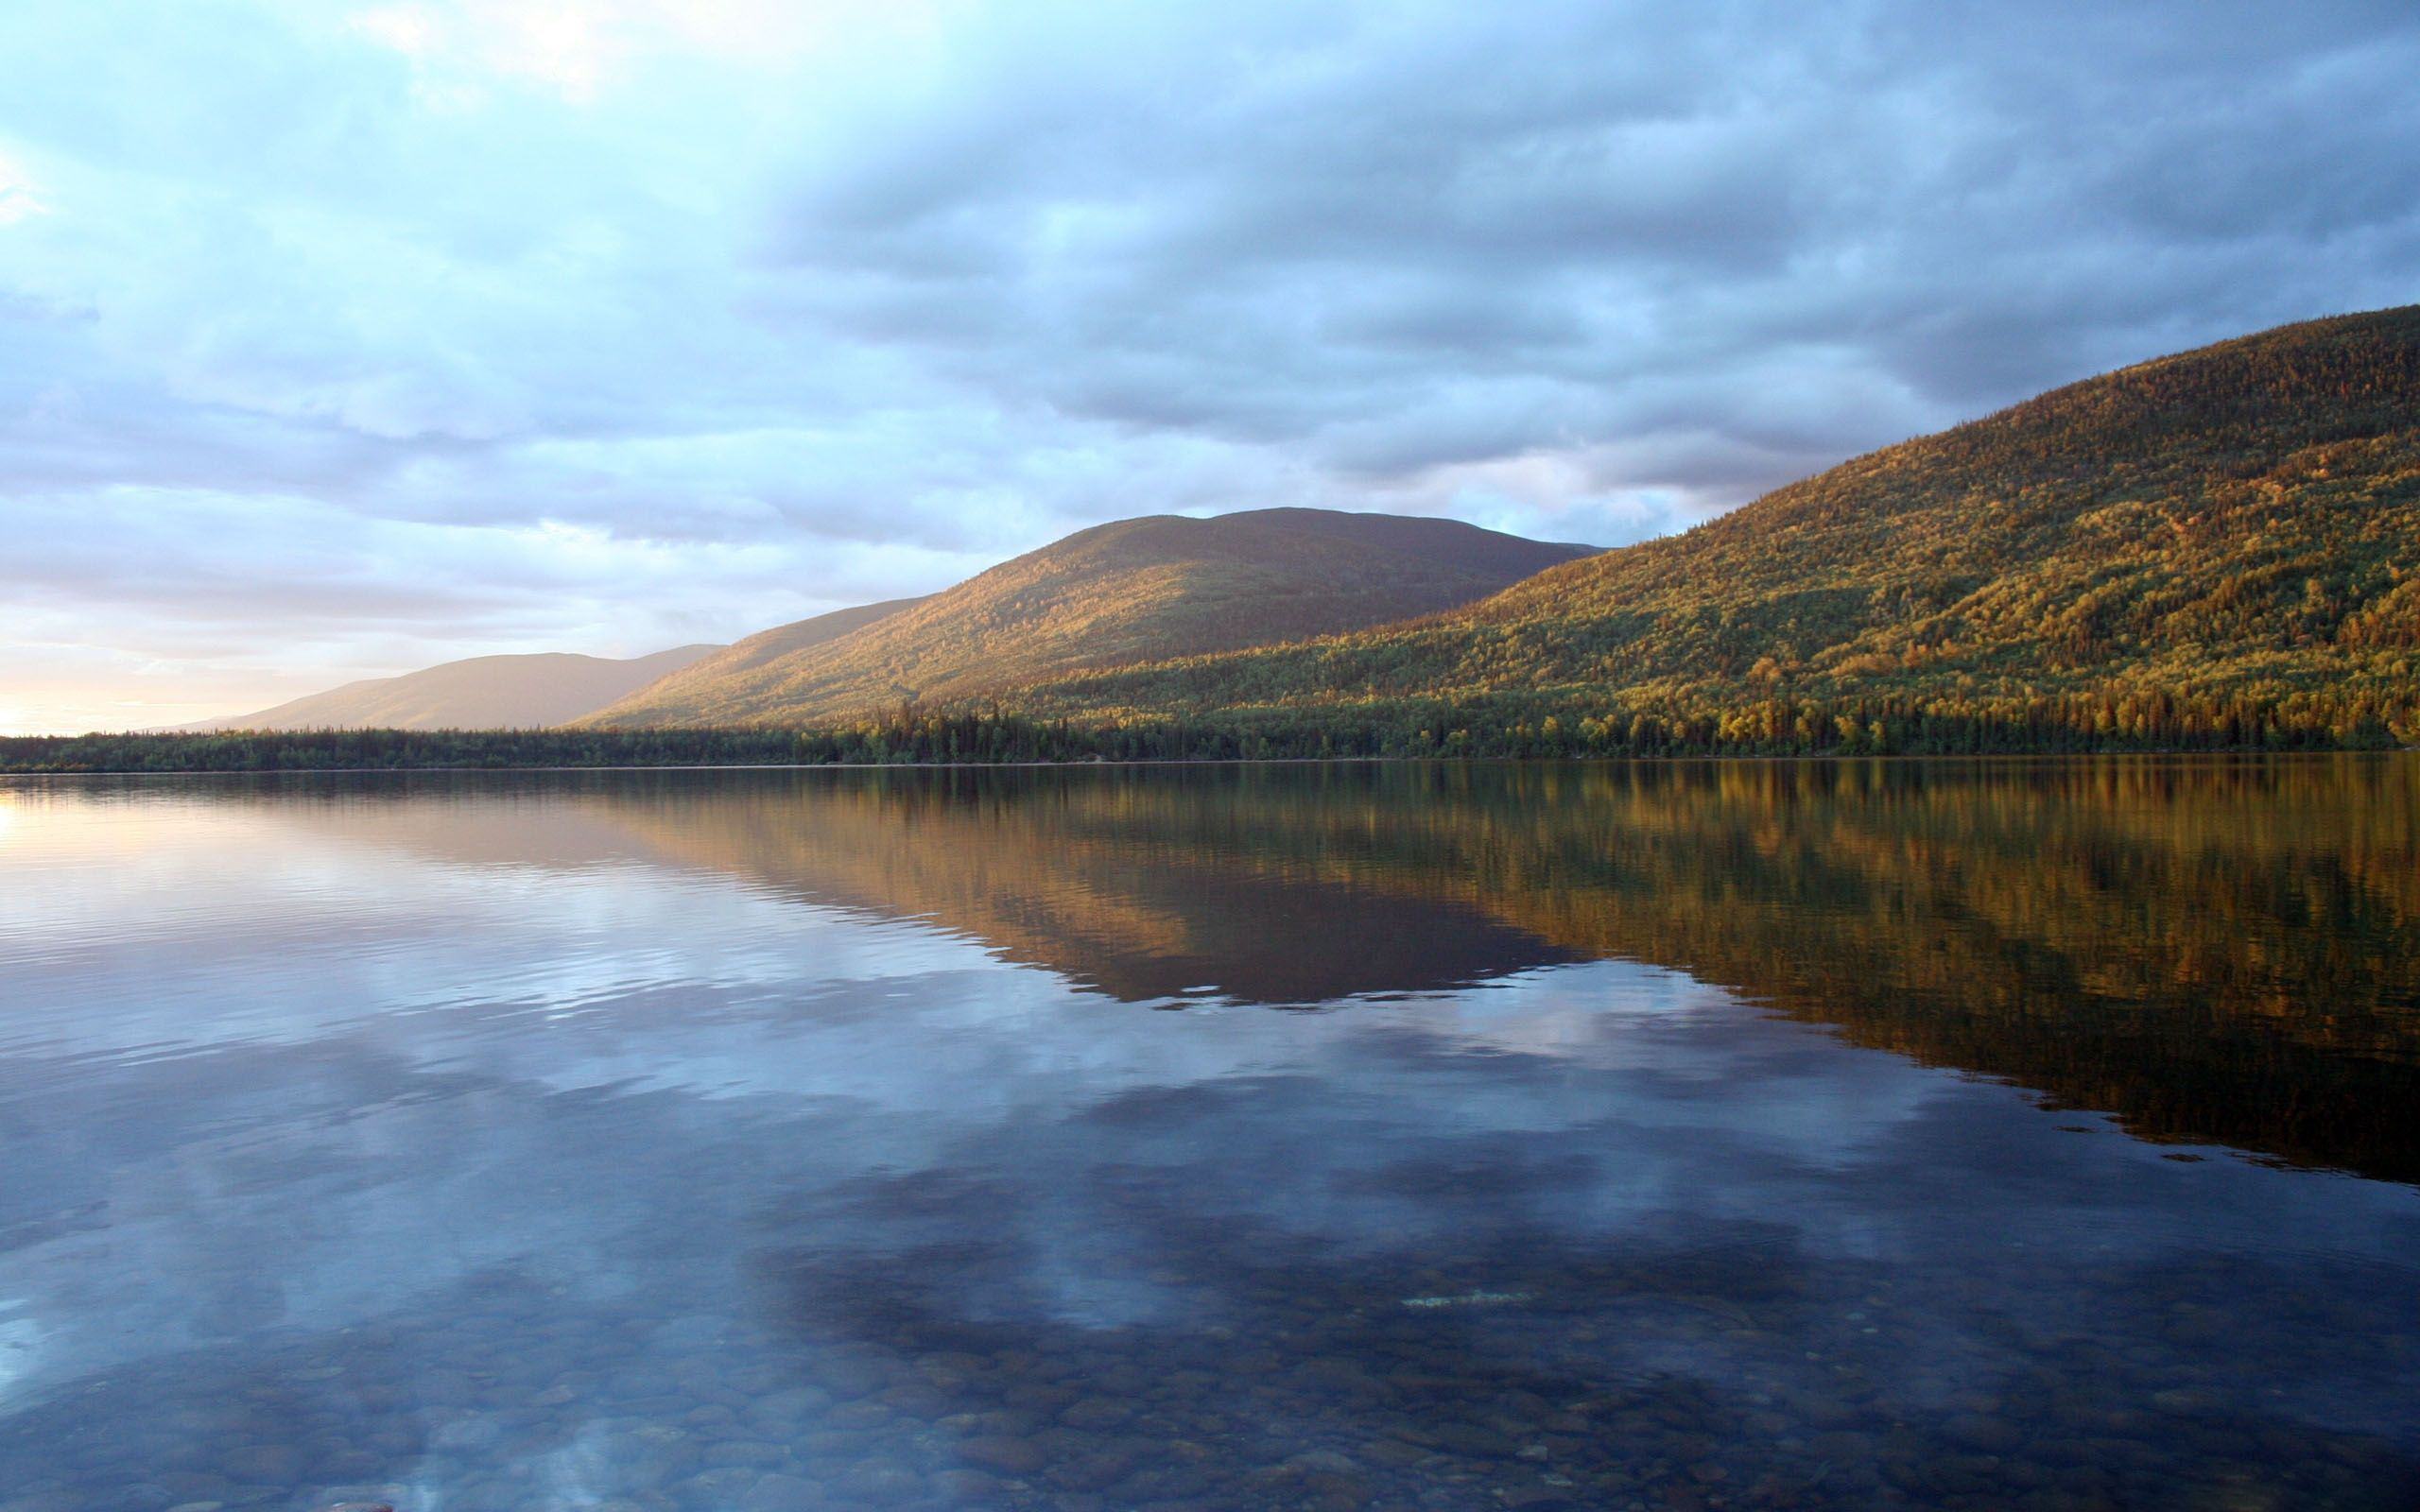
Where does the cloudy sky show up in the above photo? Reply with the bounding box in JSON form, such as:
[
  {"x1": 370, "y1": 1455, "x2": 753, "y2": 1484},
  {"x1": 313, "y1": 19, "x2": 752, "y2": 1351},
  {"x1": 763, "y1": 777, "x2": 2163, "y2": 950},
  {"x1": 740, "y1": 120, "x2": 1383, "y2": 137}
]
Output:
[{"x1": 2, "y1": 0, "x2": 2415, "y2": 732}]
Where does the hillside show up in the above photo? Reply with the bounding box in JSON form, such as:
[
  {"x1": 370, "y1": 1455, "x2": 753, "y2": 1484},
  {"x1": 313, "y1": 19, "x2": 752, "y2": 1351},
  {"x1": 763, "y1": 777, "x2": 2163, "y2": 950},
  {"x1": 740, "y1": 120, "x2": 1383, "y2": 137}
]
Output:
[
  {"x1": 583, "y1": 508, "x2": 1598, "y2": 727},
  {"x1": 578, "y1": 596, "x2": 929, "y2": 725},
  {"x1": 181, "y1": 644, "x2": 722, "y2": 732},
  {"x1": 1009, "y1": 306, "x2": 2420, "y2": 750}
]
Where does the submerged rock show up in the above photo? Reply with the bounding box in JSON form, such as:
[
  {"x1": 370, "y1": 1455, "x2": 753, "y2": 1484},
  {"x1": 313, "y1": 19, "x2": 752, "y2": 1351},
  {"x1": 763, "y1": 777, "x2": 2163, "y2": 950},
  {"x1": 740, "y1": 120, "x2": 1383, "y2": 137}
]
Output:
[{"x1": 1400, "y1": 1290, "x2": 1534, "y2": 1310}]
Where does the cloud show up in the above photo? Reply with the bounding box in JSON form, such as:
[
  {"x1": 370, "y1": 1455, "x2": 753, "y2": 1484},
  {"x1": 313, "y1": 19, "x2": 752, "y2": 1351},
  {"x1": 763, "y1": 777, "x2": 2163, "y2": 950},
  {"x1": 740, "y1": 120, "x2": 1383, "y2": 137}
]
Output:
[
  {"x1": 2, "y1": 0, "x2": 2417, "y2": 729},
  {"x1": 0, "y1": 148, "x2": 45, "y2": 225},
  {"x1": 345, "y1": 0, "x2": 918, "y2": 100},
  {"x1": 764, "y1": 0, "x2": 2420, "y2": 453}
]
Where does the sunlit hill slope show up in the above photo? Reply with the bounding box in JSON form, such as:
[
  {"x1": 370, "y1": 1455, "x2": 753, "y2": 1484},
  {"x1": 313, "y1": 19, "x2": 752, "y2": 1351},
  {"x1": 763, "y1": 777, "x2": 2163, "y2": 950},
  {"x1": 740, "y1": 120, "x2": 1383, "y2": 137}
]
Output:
[
  {"x1": 1013, "y1": 306, "x2": 2420, "y2": 748},
  {"x1": 585, "y1": 508, "x2": 1599, "y2": 727}
]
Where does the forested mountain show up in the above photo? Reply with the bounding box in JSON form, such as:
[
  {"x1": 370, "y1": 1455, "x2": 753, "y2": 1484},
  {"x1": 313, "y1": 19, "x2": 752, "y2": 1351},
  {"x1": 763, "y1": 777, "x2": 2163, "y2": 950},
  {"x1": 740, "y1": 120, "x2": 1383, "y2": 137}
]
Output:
[
  {"x1": 590, "y1": 597, "x2": 927, "y2": 720},
  {"x1": 179, "y1": 644, "x2": 722, "y2": 732},
  {"x1": 583, "y1": 508, "x2": 1598, "y2": 727},
  {"x1": 1008, "y1": 306, "x2": 2420, "y2": 752},
  {"x1": 115, "y1": 307, "x2": 2420, "y2": 758}
]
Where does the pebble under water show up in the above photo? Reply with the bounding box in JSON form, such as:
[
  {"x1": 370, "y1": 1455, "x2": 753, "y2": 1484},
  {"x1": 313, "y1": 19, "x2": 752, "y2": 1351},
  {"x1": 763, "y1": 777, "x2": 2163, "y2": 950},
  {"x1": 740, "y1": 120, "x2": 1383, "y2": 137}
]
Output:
[{"x1": 1, "y1": 760, "x2": 2415, "y2": 1512}]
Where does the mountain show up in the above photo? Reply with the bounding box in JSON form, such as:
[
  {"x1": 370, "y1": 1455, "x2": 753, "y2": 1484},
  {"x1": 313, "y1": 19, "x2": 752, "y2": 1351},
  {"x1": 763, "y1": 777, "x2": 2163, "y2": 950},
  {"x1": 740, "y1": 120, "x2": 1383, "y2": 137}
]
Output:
[
  {"x1": 580, "y1": 597, "x2": 929, "y2": 728},
  {"x1": 181, "y1": 644, "x2": 724, "y2": 732},
  {"x1": 1009, "y1": 306, "x2": 2420, "y2": 749},
  {"x1": 652, "y1": 596, "x2": 930, "y2": 682},
  {"x1": 583, "y1": 508, "x2": 1599, "y2": 727}
]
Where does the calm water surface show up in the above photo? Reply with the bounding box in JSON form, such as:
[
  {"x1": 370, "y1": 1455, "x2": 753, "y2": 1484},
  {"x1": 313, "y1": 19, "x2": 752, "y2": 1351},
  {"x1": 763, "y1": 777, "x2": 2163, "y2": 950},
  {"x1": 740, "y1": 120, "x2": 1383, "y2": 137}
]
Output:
[{"x1": 1, "y1": 758, "x2": 2416, "y2": 1512}]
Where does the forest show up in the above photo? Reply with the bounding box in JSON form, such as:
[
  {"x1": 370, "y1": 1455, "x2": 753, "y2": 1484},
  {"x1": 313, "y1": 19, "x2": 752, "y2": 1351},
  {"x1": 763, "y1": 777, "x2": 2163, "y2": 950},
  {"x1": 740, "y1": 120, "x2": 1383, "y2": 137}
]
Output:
[{"x1": 0, "y1": 679, "x2": 2399, "y2": 775}]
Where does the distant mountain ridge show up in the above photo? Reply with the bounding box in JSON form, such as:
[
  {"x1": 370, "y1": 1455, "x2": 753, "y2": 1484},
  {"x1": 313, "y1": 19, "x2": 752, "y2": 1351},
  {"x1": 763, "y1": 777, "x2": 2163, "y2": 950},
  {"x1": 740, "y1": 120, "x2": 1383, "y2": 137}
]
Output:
[
  {"x1": 583, "y1": 507, "x2": 1599, "y2": 727},
  {"x1": 181, "y1": 644, "x2": 723, "y2": 732}
]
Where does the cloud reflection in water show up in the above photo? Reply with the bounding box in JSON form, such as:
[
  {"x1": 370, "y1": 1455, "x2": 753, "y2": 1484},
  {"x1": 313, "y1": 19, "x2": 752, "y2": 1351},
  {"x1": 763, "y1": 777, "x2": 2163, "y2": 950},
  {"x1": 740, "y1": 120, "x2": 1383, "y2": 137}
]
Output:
[{"x1": 0, "y1": 763, "x2": 2415, "y2": 1509}]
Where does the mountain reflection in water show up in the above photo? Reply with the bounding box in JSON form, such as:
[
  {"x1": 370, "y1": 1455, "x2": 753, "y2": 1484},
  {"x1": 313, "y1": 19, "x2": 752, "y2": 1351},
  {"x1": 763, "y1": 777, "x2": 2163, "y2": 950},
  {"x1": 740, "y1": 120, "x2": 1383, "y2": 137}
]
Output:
[{"x1": 0, "y1": 757, "x2": 2415, "y2": 1511}]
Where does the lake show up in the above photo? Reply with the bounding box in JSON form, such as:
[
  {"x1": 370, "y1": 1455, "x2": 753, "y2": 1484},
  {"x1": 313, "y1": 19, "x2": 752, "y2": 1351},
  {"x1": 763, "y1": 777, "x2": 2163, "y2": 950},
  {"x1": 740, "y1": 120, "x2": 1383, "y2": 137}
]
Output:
[{"x1": 1, "y1": 757, "x2": 2415, "y2": 1512}]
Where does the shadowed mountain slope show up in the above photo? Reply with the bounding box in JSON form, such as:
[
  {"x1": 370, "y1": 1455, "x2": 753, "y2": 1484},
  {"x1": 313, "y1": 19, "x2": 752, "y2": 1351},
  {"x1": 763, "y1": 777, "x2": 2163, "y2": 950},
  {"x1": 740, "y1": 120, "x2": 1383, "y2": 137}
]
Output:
[
  {"x1": 1015, "y1": 307, "x2": 2420, "y2": 744},
  {"x1": 584, "y1": 508, "x2": 1598, "y2": 727},
  {"x1": 182, "y1": 644, "x2": 722, "y2": 732}
]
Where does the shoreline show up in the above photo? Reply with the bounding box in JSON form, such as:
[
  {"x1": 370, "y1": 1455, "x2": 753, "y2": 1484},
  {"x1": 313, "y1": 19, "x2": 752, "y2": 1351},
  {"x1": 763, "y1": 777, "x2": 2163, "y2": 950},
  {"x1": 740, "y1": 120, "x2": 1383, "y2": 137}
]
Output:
[{"x1": 4, "y1": 748, "x2": 2407, "y2": 779}]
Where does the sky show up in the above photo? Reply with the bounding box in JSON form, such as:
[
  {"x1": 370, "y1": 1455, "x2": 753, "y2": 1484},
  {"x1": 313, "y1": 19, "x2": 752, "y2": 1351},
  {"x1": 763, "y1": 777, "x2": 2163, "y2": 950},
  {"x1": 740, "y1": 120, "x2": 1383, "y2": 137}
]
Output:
[{"x1": 2, "y1": 1, "x2": 2416, "y2": 733}]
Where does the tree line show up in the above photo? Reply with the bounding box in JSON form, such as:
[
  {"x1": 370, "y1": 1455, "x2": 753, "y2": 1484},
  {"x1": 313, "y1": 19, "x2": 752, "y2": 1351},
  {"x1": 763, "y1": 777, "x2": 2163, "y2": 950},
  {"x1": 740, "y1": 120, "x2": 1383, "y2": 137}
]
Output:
[{"x1": 3, "y1": 680, "x2": 2405, "y2": 774}]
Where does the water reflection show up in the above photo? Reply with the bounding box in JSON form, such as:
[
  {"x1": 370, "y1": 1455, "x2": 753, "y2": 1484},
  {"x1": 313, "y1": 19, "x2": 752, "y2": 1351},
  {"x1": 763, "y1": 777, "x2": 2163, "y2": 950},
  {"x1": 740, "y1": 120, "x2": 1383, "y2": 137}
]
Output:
[
  {"x1": 0, "y1": 759, "x2": 2415, "y2": 1511},
  {"x1": 603, "y1": 758, "x2": 2420, "y2": 1179}
]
